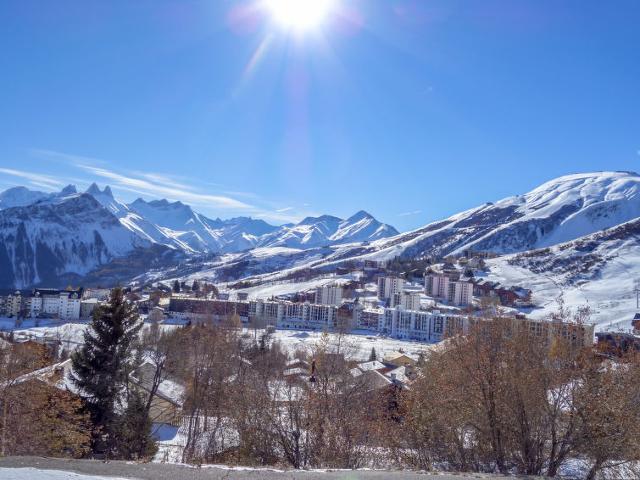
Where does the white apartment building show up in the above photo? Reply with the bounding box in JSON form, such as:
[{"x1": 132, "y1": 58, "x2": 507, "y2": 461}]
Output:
[
  {"x1": 6, "y1": 292, "x2": 22, "y2": 317},
  {"x1": 355, "y1": 306, "x2": 468, "y2": 343},
  {"x1": 315, "y1": 284, "x2": 343, "y2": 306},
  {"x1": 247, "y1": 299, "x2": 340, "y2": 330},
  {"x1": 377, "y1": 276, "x2": 405, "y2": 301},
  {"x1": 451, "y1": 281, "x2": 473, "y2": 307},
  {"x1": 390, "y1": 291, "x2": 421, "y2": 310},
  {"x1": 3, "y1": 289, "x2": 82, "y2": 320},
  {"x1": 431, "y1": 275, "x2": 451, "y2": 299},
  {"x1": 425, "y1": 273, "x2": 473, "y2": 307}
]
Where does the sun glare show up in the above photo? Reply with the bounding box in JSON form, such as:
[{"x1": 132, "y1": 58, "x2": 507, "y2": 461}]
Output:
[{"x1": 264, "y1": 0, "x2": 336, "y2": 31}]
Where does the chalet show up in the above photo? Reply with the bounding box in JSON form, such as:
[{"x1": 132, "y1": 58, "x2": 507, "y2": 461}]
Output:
[
  {"x1": 383, "y1": 353, "x2": 417, "y2": 369},
  {"x1": 473, "y1": 279, "x2": 500, "y2": 298}
]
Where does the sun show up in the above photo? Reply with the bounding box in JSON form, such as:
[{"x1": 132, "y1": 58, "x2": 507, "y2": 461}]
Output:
[{"x1": 264, "y1": 0, "x2": 336, "y2": 31}]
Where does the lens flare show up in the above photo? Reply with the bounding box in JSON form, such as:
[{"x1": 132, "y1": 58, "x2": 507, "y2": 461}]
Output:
[{"x1": 264, "y1": 0, "x2": 336, "y2": 31}]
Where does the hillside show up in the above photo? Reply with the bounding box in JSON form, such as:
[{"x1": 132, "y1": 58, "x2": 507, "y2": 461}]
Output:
[
  {"x1": 0, "y1": 193, "x2": 151, "y2": 288},
  {"x1": 485, "y1": 217, "x2": 640, "y2": 329}
]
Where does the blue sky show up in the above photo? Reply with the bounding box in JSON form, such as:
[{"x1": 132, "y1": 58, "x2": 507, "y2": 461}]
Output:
[{"x1": 1, "y1": 0, "x2": 639, "y2": 230}]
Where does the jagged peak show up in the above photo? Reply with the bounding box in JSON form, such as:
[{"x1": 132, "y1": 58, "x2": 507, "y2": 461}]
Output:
[
  {"x1": 59, "y1": 184, "x2": 77, "y2": 196},
  {"x1": 86, "y1": 183, "x2": 113, "y2": 198}
]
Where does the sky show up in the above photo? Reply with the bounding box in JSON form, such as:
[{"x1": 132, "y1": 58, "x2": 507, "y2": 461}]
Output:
[{"x1": 0, "y1": 0, "x2": 639, "y2": 231}]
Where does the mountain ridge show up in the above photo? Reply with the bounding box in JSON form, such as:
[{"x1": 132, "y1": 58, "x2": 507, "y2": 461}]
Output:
[{"x1": 1, "y1": 170, "x2": 638, "y2": 309}]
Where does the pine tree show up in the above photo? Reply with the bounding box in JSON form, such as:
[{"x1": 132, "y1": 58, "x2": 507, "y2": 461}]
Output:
[
  {"x1": 191, "y1": 280, "x2": 200, "y2": 292},
  {"x1": 172, "y1": 280, "x2": 181, "y2": 293},
  {"x1": 369, "y1": 347, "x2": 377, "y2": 362},
  {"x1": 71, "y1": 288, "x2": 143, "y2": 453}
]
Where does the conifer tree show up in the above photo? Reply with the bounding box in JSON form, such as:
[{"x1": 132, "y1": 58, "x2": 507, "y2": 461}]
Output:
[
  {"x1": 369, "y1": 347, "x2": 377, "y2": 362},
  {"x1": 71, "y1": 287, "x2": 142, "y2": 453},
  {"x1": 172, "y1": 280, "x2": 181, "y2": 293}
]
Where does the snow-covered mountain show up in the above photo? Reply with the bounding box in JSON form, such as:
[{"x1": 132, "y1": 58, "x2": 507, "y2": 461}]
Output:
[
  {"x1": 0, "y1": 183, "x2": 398, "y2": 287},
  {"x1": 5, "y1": 170, "x2": 637, "y2": 311},
  {"x1": 0, "y1": 185, "x2": 79, "y2": 210},
  {"x1": 81, "y1": 184, "x2": 281, "y2": 253},
  {"x1": 0, "y1": 186, "x2": 49, "y2": 209},
  {"x1": 257, "y1": 210, "x2": 399, "y2": 248},
  {"x1": 0, "y1": 193, "x2": 151, "y2": 288},
  {"x1": 144, "y1": 171, "x2": 640, "y2": 330},
  {"x1": 127, "y1": 198, "x2": 279, "y2": 253},
  {"x1": 317, "y1": 171, "x2": 640, "y2": 263}
]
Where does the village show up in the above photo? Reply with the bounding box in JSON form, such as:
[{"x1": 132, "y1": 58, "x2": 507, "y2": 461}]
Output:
[{"x1": 1, "y1": 255, "x2": 639, "y2": 472}]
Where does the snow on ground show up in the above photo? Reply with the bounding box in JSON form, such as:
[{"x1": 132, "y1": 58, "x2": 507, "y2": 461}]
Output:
[
  {"x1": 268, "y1": 329, "x2": 435, "y2": 362},
  {"x1": 0, "y1": 468, "x2": 131, "y2": 480},
  {"x1": 0, "y1": 316, "x2": 435, "y2": 361},
  {"x1": 486, "y1": 239, "x2": 640, "y2": 331},
  {"x1": 225, "y1": 274, "x2": 356, "y2": 300},
  {"x1": 0, "y1": 318, "x2": 182, "y2": 352}
]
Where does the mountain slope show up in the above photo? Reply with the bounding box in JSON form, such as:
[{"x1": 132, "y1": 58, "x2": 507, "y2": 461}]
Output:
[
  {"x1": 0, "y1": 193, "x2": 151, "y2": 288},
  {"x1": 1, "y1": 184, "x2": 399, "y2": 256},
  {"x1": 485, "y1": 217, "x2": 640, "y2": 329},
  {"x1": 0, "y1": 186, "x2": 49, "y2": 209},
  {"x1": 127, "y1": 198, "x2": 281, "y2": 253},
  {"x1": 315, "y1": 171, "x2": 640, "y2": 263},
  {"x1": 84, "y1": 185, "x2": 199, "y2": 253}
]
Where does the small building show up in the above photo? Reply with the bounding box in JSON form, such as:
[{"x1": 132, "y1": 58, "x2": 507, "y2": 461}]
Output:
[
  {"x1": 383, "y1": 353, "x2": 417, "y2": 369},
  {"x1": 632, "y1": 313, "x2": 640, "y2": 334},
  {"x1": 148, "y1": 306, "x2": 165, "y2": 324},
  {"x1": 130, "y1": 362, "x2": 184, "y2": 426},
  {"x1": 596, "y1": 331, "x2": 640, "y2": 357},
  {"x1": 80, "y1": 299, "x2": 99, "y2": 319}
]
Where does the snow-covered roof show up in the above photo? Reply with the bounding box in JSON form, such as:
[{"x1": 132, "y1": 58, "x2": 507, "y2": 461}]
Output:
[
  {"x1": 356, "y1": 360, "x2": 387, "y2": 372},
  {"x1": 385, "y1": 365, "x2": 409, "y2": 384},
  {"x1": 131, "y1": 361, "x2": 185, "y2": 406}
]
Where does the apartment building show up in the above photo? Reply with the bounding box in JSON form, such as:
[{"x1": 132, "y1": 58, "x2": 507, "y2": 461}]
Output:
[
  {"x1": 390, "y1": 290, "x2": 422, "y2": 310},
  {"x1": 377, "y1": 276, "x2": 405, "y2": 301},
  {"x1": 251, "y1": 300, "x2": 339, "y2": 330},
  {"x1": 355, "y1": 306, "x2": 467, "y2": 343},
  {"x1": 425, "y1": 273, "x2": 473, "y2": 306},
  {"x1": 315, "y1": 284, "x2": 344, "y2": 306},
  {"x1": 2, "y1": 289, "x2": 82, "y2": 320},
  {"x1": 168, "y1": 297, "x2": 250, "y2": 323}
]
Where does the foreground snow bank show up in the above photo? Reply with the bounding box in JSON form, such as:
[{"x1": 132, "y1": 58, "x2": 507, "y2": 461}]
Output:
[{"x1": 0, "y1": 468, "x2": 132, "y2": 480}]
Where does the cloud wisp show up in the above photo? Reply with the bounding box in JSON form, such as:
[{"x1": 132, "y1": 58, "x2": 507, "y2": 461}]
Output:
[
  {"x1": 398, "y1": 209, "x2": 422, "y2": 217},
  {"x1": 77, "y1": 164, "x2": 252, "y2": 210},
  {"x1": 0, "y1": 168, "x2": 65, "y2": 191},
  {"x1": 24, "y1": 148, "x2": 318, "y2": 224}
]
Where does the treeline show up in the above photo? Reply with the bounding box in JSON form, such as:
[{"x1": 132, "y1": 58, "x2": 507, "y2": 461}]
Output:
[{"x1": 1, "y1": 289, "x2": 640, "y2": 479}]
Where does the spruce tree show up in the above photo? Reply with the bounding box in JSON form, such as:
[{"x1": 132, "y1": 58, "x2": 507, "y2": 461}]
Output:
[
  {"x1": 172, "y1": 280, "x2": 181, "y2": 293},
  {"x1": 191, "y1": 280, "x2": 199, "y2": 292},
  {"x1": 369, "y1": 347, "x2": 377, "y2": 362},
  {"x1": 71, "y1": 287, "x2": 142, "y2": 453}
]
